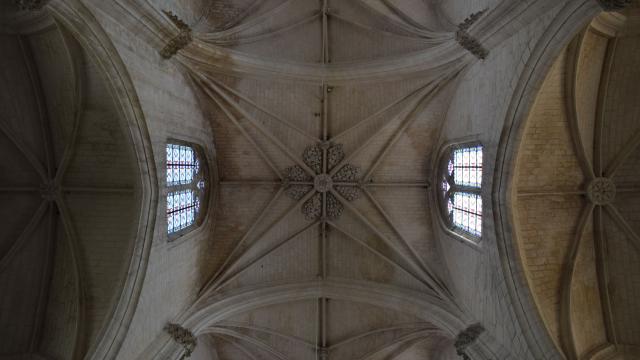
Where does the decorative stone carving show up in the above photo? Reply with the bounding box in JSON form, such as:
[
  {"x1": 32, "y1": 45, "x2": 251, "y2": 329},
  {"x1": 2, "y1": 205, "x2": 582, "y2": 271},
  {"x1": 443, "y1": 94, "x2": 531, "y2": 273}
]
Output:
[
  {"x1": 597, "y1": 0, "x2": 632, "y2": 11},
  {"x1": 285, "y1": 165, "x2": 313, "y2": 182},
  {"x1": 455, "y1": 30, "x2": 488, "y2": 60},
  {"x1": 335, "y1": 185, "x2": 360, "y2": 201},
  {"x1": 304, "y1": 145, "x2": 323, "y2": 174},
  {"x1": 165, "y1": 323, "x2": 197, "y2": 360},
  {"x1": 314, "y1": 174, "x2": 333, "y2": 193},
  {"x1": 327, "y1": 143, "x2": 345, "y2": 170},
  {"x1": 455, "y1": 9, "x2": 489, "y2": 60},
  {"x1": 302, "y1": 193, "x2": 323, "y2": 220},
  {"x1": 14, "y1": 0, "x2": 48, "y2": 10},
  {"x1": 286, "y1": 184, "x2": 313, "y2": 200},
  {"x1": 333, "y1": 164, "x2": 360, "y2": 182},
  {"x1": 587, "y1": 177, "x2": 616, "y2": 205},
  {"x1": 285, "y1": 164, "x2": 313, "y2": 200},
  {"x1": 284, "y1": 142, "x2": 361, "y2": 220},
  {"x1": 325, "y1": 191, "x2": 344, "y2": 220},
  {"x1": 164, "y1": 10, "x2": 190, "y2": 30},
  {"x1": 458, "y1": 9, "x2": 487, "y2": 32},
  {"x1": 454, "y1": 323, "x2": 485, "y2": 360},
  {"x1": 160, "y1": 11, "x2": 193, "y2": 59}
]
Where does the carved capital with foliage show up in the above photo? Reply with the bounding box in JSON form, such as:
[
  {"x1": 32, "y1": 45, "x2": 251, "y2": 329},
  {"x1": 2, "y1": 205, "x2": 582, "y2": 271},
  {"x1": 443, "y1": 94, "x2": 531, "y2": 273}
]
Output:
[
  {"x1": 165, "y1": 323, "x2": 197, "y2": 359},
  {"x1": 159, "y1": 10, "x2": 193, "y2": 59},
  {"x1": 455, "y1": 31, "x2": 488, "y2": 60},
  {"x1": 454, "y1": 323, "x2": 485, "y2": 360}
]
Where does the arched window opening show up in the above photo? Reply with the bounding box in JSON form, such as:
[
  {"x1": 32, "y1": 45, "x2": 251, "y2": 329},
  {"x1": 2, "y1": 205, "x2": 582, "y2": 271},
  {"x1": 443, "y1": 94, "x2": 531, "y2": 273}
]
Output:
[
  {"x1": 166, "y1": 142, "x2": 208, "y2": 237},
  {"x1": 440, "y1": 144, "x2": 483, "y2": 239}
]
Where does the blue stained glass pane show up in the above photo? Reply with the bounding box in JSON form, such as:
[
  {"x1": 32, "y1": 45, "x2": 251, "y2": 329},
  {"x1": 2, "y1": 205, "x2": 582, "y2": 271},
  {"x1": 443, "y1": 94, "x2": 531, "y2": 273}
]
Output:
[
  {"x1": 167, "y1": 195, "x2": 173, "y2": 212},
  {"x1": 167, "y1": 145, "x2": 172, "y2": 162},
  {"x1": 168, "y1": 215, "x2": 174, "y2": 233}
]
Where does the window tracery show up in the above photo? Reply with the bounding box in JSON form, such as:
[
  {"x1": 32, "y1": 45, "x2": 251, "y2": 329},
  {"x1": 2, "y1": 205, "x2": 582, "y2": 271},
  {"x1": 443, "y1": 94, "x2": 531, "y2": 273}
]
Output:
[
  {"x1": 440, "y1": 144, "x2": 483, "y2": 239},
  {"x1": 166, "y1": 143, "x2": 207, "y2": 237}
]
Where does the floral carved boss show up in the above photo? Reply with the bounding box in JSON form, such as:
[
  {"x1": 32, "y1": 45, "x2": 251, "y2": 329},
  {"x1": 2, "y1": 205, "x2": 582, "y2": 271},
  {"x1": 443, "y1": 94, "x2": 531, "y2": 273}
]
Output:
[{"x1": 284, "y1": 142, "x2": 361, "y2": 220}]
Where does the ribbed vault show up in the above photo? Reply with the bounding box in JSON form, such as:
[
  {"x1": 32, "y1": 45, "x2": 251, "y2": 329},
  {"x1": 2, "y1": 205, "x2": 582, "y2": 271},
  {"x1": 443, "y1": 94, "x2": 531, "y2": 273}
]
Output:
[
  {"x1": 3, "y1": 0, "x2": 630, "y2": 359},
  {"x1": 513, "y1": 9, "x2": 640, "y2": 360},
  {"x1": 139, "y1": 0, "x2": 494, "y2": 359},
  {"x1": 0, "y1": 8, "x2": 142, "y2": 359}
]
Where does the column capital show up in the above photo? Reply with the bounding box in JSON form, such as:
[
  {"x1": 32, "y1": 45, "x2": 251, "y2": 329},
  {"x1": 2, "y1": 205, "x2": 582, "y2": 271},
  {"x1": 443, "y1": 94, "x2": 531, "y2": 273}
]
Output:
[
  {"x1": 454, "y1": 323, "x2": 485, "y2": 360},
  {"x1": 159, "y1": 11, "x2": 192, "y2": 59},
  {"x1": 165, "y1": 323, "x2": 197, "y2": 359}
]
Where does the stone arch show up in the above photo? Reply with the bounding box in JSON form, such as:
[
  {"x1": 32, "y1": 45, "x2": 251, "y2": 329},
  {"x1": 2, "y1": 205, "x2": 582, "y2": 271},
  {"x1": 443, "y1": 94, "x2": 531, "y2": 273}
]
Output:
[
  {"x1": 153, "y1": 279, "x2": 507, "y2": 359},
  {"x1": 47, "y1": 1, "x2": 158, "y2": 359},
  {"x1": 493, "y1": 0, "x2": 603, "y2": 359}
]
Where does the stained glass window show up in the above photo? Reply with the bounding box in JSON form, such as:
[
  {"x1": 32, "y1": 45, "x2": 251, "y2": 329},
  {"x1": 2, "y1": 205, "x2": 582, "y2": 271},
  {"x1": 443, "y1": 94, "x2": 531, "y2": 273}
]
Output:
[
  {"x1": 167, "y1": 189, "x2": 199, "y2": 234},
  {"x1": 166, "y1": 144, "x2": 199, "y2": 186},
  {"x1": 441, "y1": 144, "x2": 483, "y2": 239},
  {"x1": 166, "y1": 143, "x2": 207, "y2": 236},
  {"x1": 452, "y1": 145, "x2": 482, "y2": 188},
  {"x1": 450, "y1": 192, "x2": 482, "y2": 237}
]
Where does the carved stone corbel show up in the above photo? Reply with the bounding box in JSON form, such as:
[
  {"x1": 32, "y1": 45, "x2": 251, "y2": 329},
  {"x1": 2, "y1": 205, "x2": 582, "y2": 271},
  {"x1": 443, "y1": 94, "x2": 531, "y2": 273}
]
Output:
[
  {"x1": 456, "y1": 10, "x2": 489, "y2": 60},
  {"x1": 459, "y1": 9, "x2": 487, "y2": 32},
  {"x1": 455, "y1": 31, "x2": 488, "y2": 60},
  {"x1": 159, "y1": 11, "x2": 193, "y2": 59},
  {"x1": 597, "y1": 0, "x2": 632, "y2": 11},
  {"x1": 454, "y1": 323, "x2": 485, "y2": 360},
  {"x1": 165, "y1": 323, "x2": 197, "y2": 359},
  {"x1": 14, "y1": 0, "x2": 49, "y2": 11}
]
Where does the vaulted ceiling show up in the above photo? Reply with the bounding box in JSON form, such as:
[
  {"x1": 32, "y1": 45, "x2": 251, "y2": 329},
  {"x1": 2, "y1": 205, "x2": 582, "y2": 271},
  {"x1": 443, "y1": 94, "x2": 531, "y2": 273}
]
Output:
[
  {"x1": 3, "y1": 0, "x2": 640, "y2": 360},
  {"x1": 513, "y1": 9, "x2": 640, "y2": 360},
  {"x1": 0, "y1": 9, "x2": 141, "y2": 359},
  {"x1": 169, "y1": 0, "x2": 474, "y2": 358}
]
